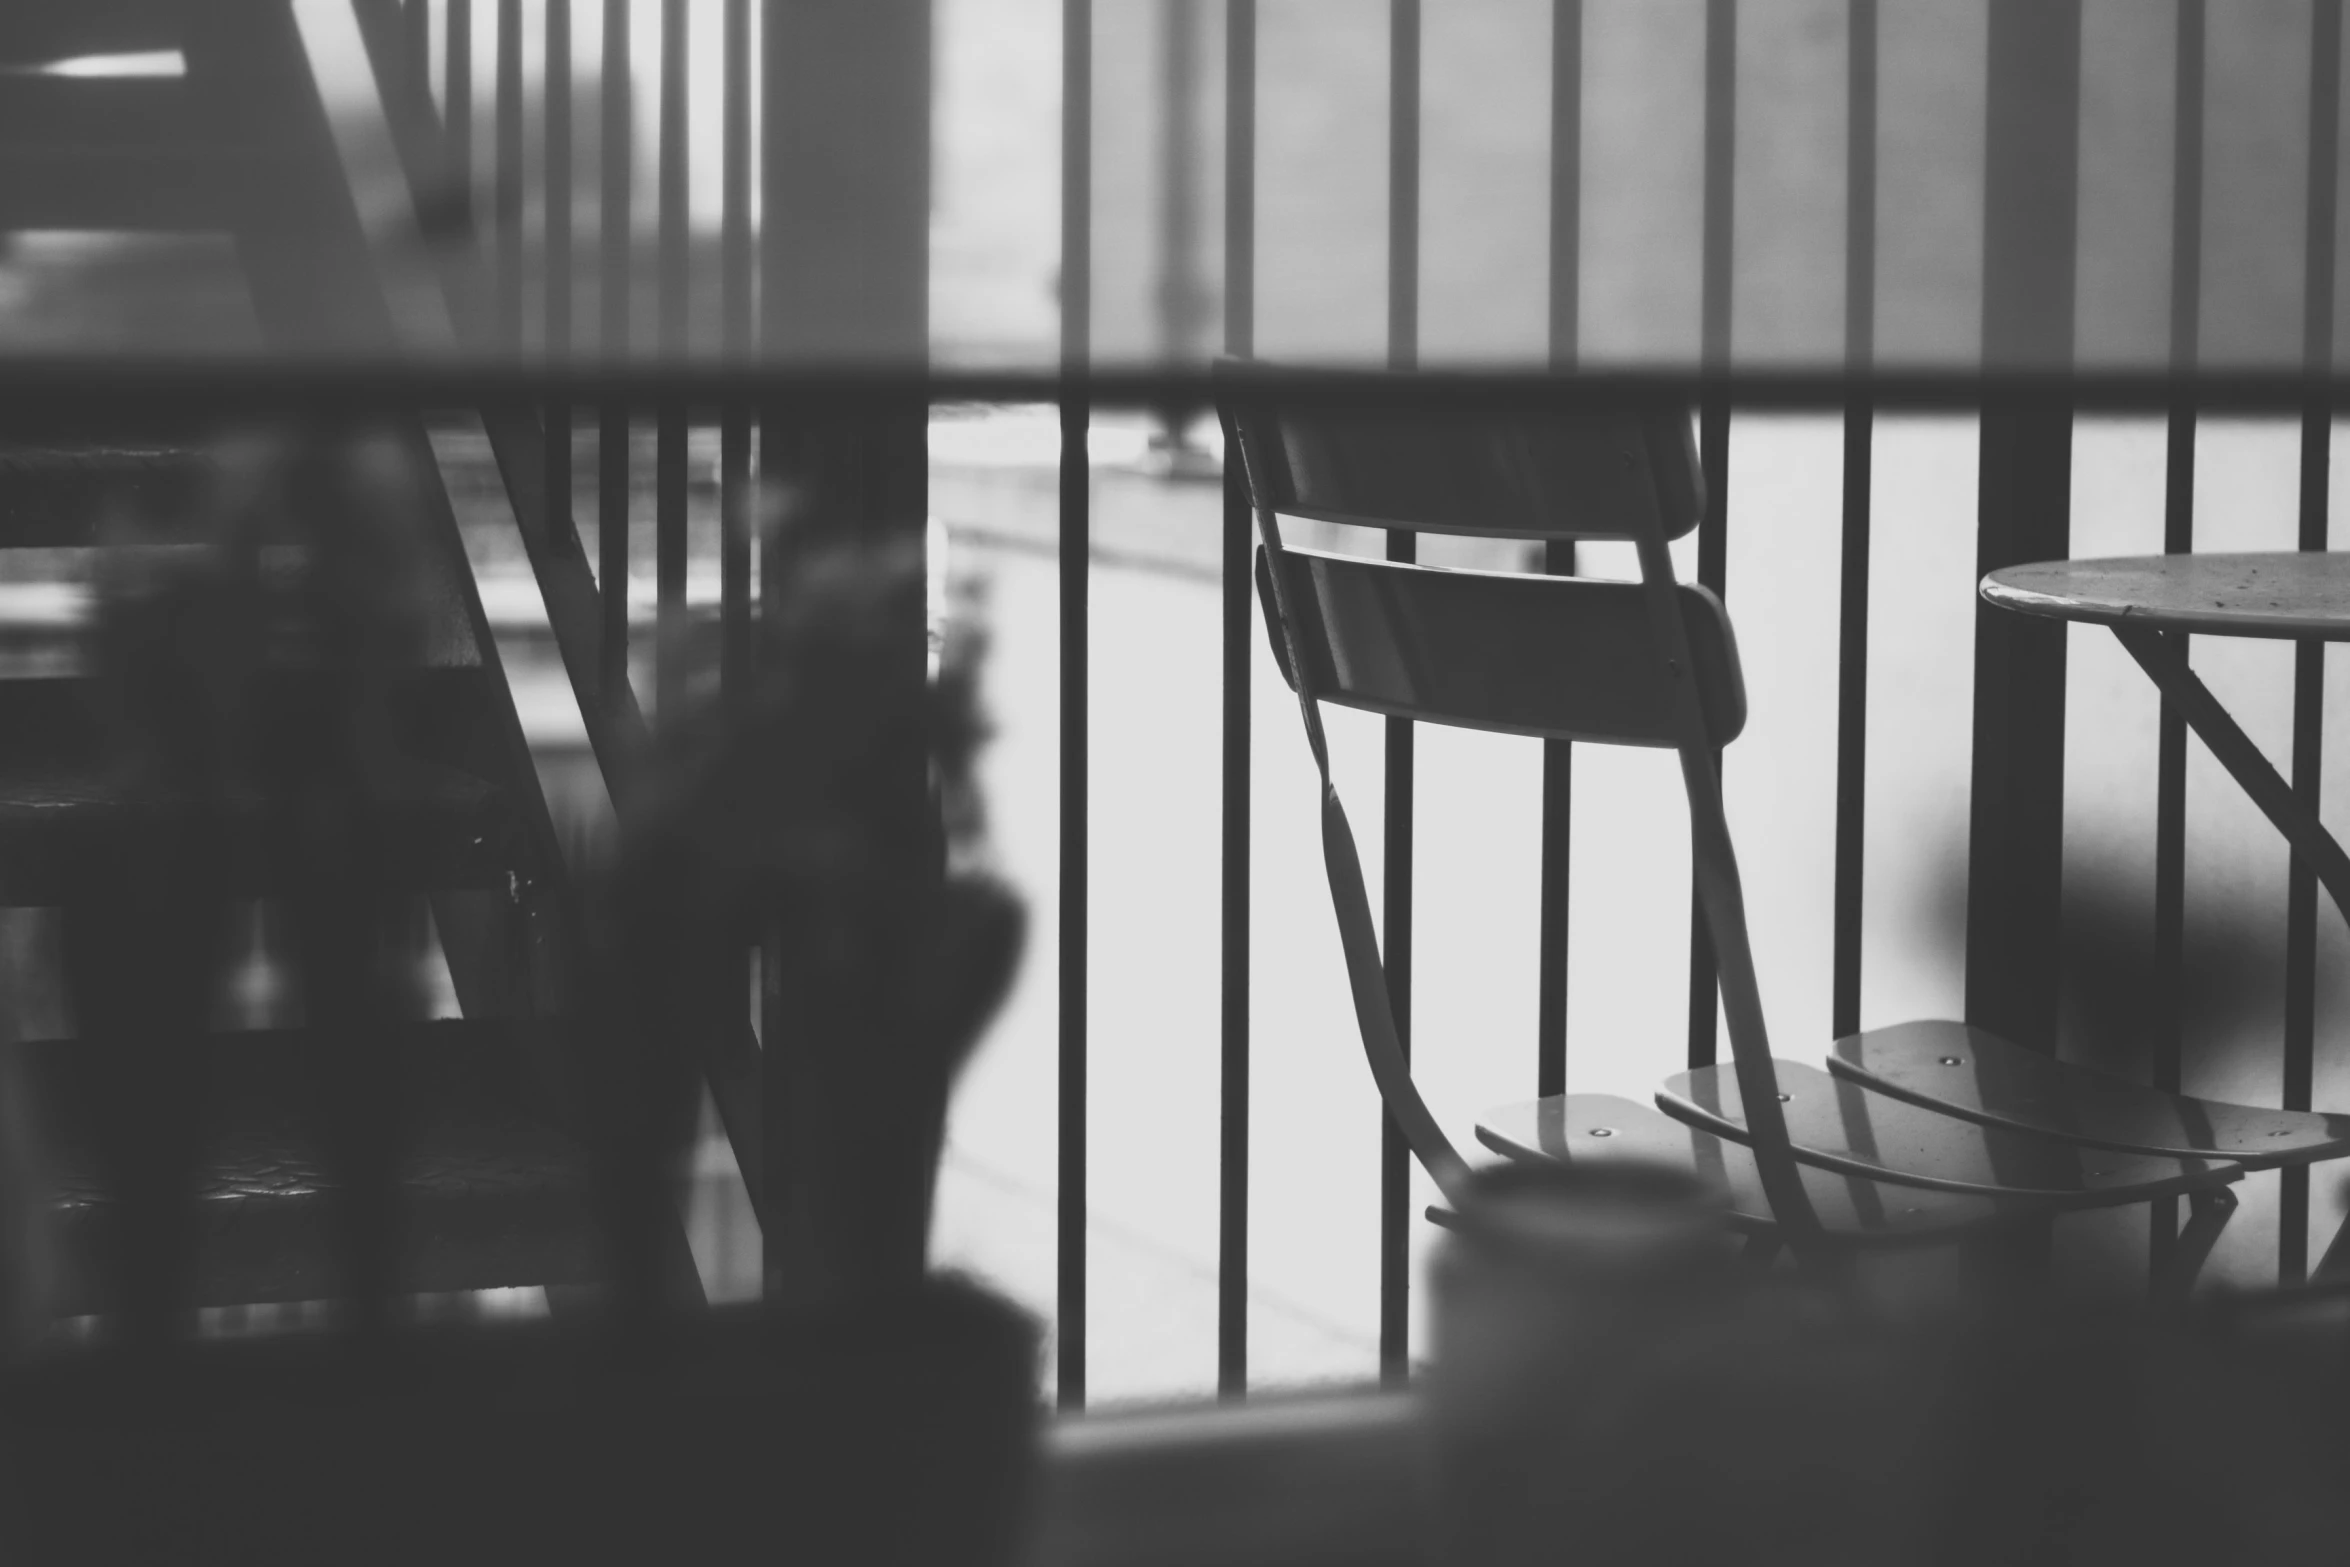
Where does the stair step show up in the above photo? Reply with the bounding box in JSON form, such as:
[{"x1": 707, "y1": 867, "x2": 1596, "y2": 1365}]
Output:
[
  {"x1": 0, "y1": 76, "x2": 210, "y2": 154},
  {"x1": 0, "y1": 76, "x2": 261, "y2": 233},
  {"x1": 22, "y1": 1020, "x2": 605, "y2": 1314},
  {"x1": 0, "y1": 154, "x2": 236, "y2": 231},
  {"x1": 0, "y1": 675, "x2": 516, "y2": 903},
  {"x1": 0, "y1": 443, "x2": 215, "y2": 549},
  {"x1": 0, "y1": 51, "x2": 318, "y2": 233}
]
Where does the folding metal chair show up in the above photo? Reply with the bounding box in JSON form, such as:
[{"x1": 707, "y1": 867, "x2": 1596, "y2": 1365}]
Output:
[{"x1": 1217, "y1": 362, "x2": 2282, "y2": 1288}]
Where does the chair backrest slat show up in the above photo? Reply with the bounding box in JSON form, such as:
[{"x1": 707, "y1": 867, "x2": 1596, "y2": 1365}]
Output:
[
  {"x1": 1238, "y1": 401, "x2": 1704, "y2": 542},
  {"x1": 1257, "y1": 546, "x2": 1746, "y2": 748}
]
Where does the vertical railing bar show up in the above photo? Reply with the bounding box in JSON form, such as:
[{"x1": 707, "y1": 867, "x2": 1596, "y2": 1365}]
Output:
[
  {"x1": 720, "y1": 0, "x2": 751, "y2": 718},
  {"x1": 403, "y1": 0, "x2": 430, "y2": 110},
  {"x1": 2284, "y1": 0, "x2": 2342, "y2": 1285},
  {"x1": 1059, "y1": 0, "x2": 1093, "y2": 1414},
  {"x1": 755, "y1": 0, "x2": 786, "y2": 627},
  {"x1": 658, "y1": 1, "x2": 687, "y2": 348},
  {"x1": 1546, "y1": 0, "x2": 1581, "y2": 373},
  {"x1": 1387, "y1": 0, "x2": 1420, "y2": 371},
  {"x1": 1688, "y1": 0, "x2": 1735, "y2": 1070},
  {"x1": 496, "y1": 0, "x2": 522, "y2": 349},
  {"x1": 715, "y1": 0, "x2": 753, "y2": 1248},
  {"x1": 1219, "y1": 0, "x2": 1257, "y2": 1402},
  {"x1": 756, "y1": 0, "x2": 786, "y2": 1297},
  {"x1": 1965, "y1": 12, "x2": 2078, "y2": 1294},
  {"x1": 601, "y1": 0, "x2": 633, "y2": 719},
  {"x1": 656, "y1": 0, "x2": 688, "y2": 727},
  {"x1": 2151, "y1": 0, "x2": 2205, "y2": 1288},
  {"x1": 1537, "y1": 0, "x2": 1583, "y2": 1102},
  {"x1": 1832, "y1": 0, "x2": 1878, "y2": 1042},
  {"x1": 545, "y1": 0, "x2": 573, "y2": 594},
  {"x1": 1156, "y1": 0, "x2": 1204, "y2": 441},
  {"x1": 447, "y1": 0, "x2": 473, "y2": 228},
  {"x1": 1378, "y1": 0, "x2": 1420, "y2": 1391}
]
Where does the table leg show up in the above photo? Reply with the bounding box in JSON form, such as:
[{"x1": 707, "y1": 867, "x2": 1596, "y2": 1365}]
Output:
[
  {"x1": 2112, "y1": 628, "x2": 2350, "y2": 940},
  {"x1": 2115, "y1": 628, "x2": 2350, "y2": 1277},
  {"x1": 2316, "y1": 1210, "x2": 2350, "y2": 1279}
]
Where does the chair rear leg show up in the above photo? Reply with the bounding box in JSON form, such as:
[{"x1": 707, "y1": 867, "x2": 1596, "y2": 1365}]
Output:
[
  {"x1": 2311, "y1": 1192, "x2": 2350, "y2": 1280},
  {"x1": 2153, "y1": 1187, "x2": 2238, "y2": 1307}
]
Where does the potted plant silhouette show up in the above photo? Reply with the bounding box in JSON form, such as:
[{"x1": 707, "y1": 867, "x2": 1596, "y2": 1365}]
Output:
[{"x1": 0, "y1": 432, "x2": 1041, "y2": 1566}]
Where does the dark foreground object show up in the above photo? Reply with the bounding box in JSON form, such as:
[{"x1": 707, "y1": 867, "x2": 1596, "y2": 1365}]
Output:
[
  {"x1": 1032, "y1": 1278, "x2": 2350, "y2": 1567},
  {"x1": 0, "y1": 1278, "x2": 1040, "y2": 1567}
]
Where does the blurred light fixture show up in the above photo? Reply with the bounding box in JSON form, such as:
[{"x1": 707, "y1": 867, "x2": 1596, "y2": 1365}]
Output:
[{"x1": 35, "y1": 52, "x2": 187, "y2": 79}]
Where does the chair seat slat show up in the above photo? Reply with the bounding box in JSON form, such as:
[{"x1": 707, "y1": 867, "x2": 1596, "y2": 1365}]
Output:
[
  {"x1": 1475, "y1": 1093, "x2": 2002, "y2": 1243},
  {"x1": 1660, "y1": 1062, "x2": 2241, "y2": 1209},
  {"x1": 1831, "y1": 1022, "x2": 2350, "y2": 1169}
]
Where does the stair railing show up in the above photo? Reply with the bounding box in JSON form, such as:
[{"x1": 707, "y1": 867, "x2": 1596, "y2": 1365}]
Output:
[{"x1": 342, "y1": 0, "x2": 767, "y2": 1237}]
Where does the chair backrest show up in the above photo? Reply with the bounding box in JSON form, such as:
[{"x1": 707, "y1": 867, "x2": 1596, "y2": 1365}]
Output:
[
  {"x1": 1219, "y1": 366, "x2": 1740, "y2": 752},
  {"x1": 1218, "y1": 361, "x2": 1821, "y2": 1251},
  {"x1": 1255, "y1": 546, "x2": 1746, "y2": 749}
]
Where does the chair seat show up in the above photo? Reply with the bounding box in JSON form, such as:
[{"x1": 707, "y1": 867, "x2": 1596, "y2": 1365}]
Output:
[
  {"x1": 1658, "y1": 1062, "x2": 2241, "y2": 1209},
  {"x1": 1830, "y1": 1021, "x2": 2350, "y2": 1169},
  {"x1": 1475, "y1": 1094, "x2": 2002, "y2": 1244}
]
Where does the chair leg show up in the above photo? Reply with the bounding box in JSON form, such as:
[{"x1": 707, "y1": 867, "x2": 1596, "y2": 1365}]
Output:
[
  {"x1": 2297, "y1": 1218, "x2": 2350, "y2": 1390},
  {"x1": 2312, "y1": 1200, "x2": 2350, "y2": 1280},
  {"x1": 2154, "y1": 1187, "x2": 2238, "y2": 1307},
  {"x1": 1739, "y1": 1232, "x2": 1783, "y2": 1270}
]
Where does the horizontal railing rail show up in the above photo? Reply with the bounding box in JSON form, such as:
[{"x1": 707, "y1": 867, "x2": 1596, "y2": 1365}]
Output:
[{"x1": 9, "y1": 364, "x2": 2350, "y2": 413}]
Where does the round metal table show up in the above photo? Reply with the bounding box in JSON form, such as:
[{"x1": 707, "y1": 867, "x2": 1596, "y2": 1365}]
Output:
[
  {"x1": 1979, "y1": 550, "x2": 2350, "y2": 928},
  {"x1": 1983, "y1": 552, "x2": 2350, "y2": 643},
  {"x1": 1982, "y1": 552, "x2": 2350, "y2": 1269}
]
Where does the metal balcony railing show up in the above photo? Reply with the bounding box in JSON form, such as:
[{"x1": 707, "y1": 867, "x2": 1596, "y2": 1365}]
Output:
[{"x1": 7, "y1": 0, "x2": 2350, "y2": 1416}]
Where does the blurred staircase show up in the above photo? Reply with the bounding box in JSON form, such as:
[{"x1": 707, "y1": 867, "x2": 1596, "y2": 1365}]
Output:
[{"x1": 0, "y1": 2, "x2": 697, "y2": 1327}]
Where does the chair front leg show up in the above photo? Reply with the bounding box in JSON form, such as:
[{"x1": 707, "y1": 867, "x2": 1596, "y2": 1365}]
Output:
[
  {"x1": 2155, "y1": 1186, "x2": 2239, "y2": 1307},
  {"x1": 2312, "y1": 1188, "x2": 2350, "y2": 1280}
]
